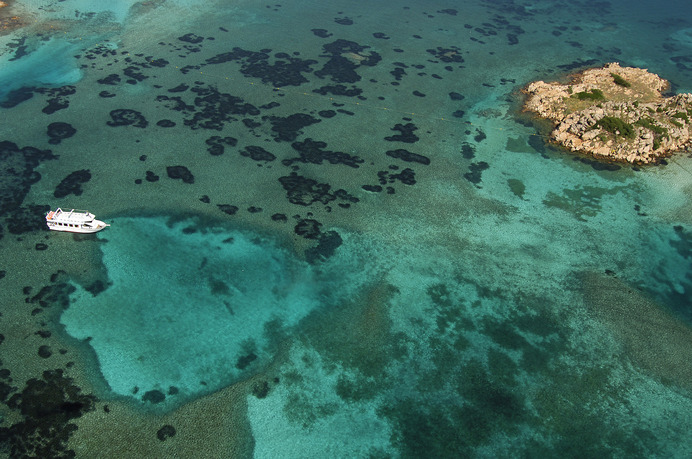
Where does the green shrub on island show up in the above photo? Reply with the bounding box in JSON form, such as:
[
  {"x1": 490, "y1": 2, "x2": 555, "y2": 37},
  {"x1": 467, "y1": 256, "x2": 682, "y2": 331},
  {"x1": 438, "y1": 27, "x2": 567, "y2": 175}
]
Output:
[
  {"x1": 672, "y1": 111, "x2": 689, "y2": 122},
  {"x1": 611, "y1": 73, "x2": 631, "y2": 88},
  {"x1": 597, "y1": 116, "x2": 635, "y2": 138},
  {"x1": 670, "y1": 119, "x2": 683, "y2": 128},
  {"x1": 572, "y1": 89, "x2": 605, "y2": 101},
  {"x1": 635, "y1": 118, "x2": 668, "y2": 136}
]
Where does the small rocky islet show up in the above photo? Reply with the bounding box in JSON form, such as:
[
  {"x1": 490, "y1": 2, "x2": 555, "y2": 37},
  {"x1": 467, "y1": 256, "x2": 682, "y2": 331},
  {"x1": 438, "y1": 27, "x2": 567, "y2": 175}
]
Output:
[{"x1": 523, "y1": 62, "x2": 692, "y2": 164}]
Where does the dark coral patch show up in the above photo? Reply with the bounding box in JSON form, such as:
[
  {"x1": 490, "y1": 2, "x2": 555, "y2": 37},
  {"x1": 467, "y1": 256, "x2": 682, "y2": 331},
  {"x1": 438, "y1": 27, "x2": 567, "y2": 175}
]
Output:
[
  {"x1": 155, "y1": 94, "x2": 195, "y2": 112},
  {"x1": 464, "y1": 161, "x2": 490, "y2": 187},
  {"x1": 0, "y1": 86, "x2": 35, "y2": 108},
  {"x1": 38, "y1": 345, "x2": 52, "y2": 358},
  {"x1": 156, "y1": 119, "x2": 176, "y2": 128},
  {"x1": 217, "y1": 204, "x2": 239, "y2": 215},
  {"x1": 0, "y1": 141, "x2": 56, "y2": 218},
  {"x1": 178, "y1": 33, "x2": 204, "y2": 44},
  {"x1": 6, "y1": 204, "x2": 50, "y2": 234},
  {"x1": 46, "y1": 122, "x2": 77, "y2": 145},
  {"x1": 1, "y1": 369, "x2": 96, "y2": 458},
  {"x1": 283, "y1": 138, "x2": 363, "y2": 168},
  {"x1": 575, "y1": 157, "x2": 621, "y2": 172},
  {"x1": 311, "y1": 29, "x2": 332, "y2": 38},
  {"x1": 426, "y1": 47, "x2": 464, "y2": 64},
  {"x1": 107, "y1": 109, "x2": 148, "y2": 128},
  {"x1": 204, "y1": 48, "x2": 317, "y2": 87},
  {"x1": 461, "y1": 142, "x2": 476, "y2": 159},
  {"x1": 36, "y1": 86, "x2": 76, "y2": 114},
  {"x1": 315, "y1": 39, "x2": 381, "y2": 84},
  {"x1": 385, "y1": 123, "x2": 419, "y2": 143},
  {"x1": 267, "y1": 113, "x2": 321, "y2": 142},
  {"x1": 182, "y1": 86, "x2": 259, "y2": 131},
  {"x1": 142, "y1": 390, "x2": 165, "y2": 404},
  {"x1": 98, "y1": 74, "x2": 121, "y2": 85},
  {"x1": 386, "y1": 149, "x2": 430, "y2": 165},
  {"x1": 305, "y1": 230, "x2": 343, "y2": 263},
  {"x1": 378, "y1": 167, "x2": 417, "y2": 186},
  {"x1": 252, "y1": 381, "x2": 270, "y2": 398},
  {"x1": 240, "y1": 145, "x2": 276, "y2": 162},
  {"x1": 294, "y1": 218, "x2": 322, "y2": 239},
  {"x1": 168, "y1": 83, "x2": 189, "y2": 93},
  {"x1": 279, "y1": 172, "x2": 358, "y2": 207},
  {"x1": 205, "y1": 136, "x2": 238, "y2": 156},
  {"x1": 166, "y1": 165, "x2": 194, "y2": 184},
  {"x1": 236, "y1": 352, "x2": 257, "y2": 370},
  {"x1": 312, "y1": 85, "x2": 362, "y2": 97},
  {"x1": 157, "y1": 425, "x2": 177, "y2": 441},
  {"x1": 54, "y1": 169, "x2": 91, "y2": 198},
  {"x1": 391, "y1": 67, "x2": 407, "y2": 81}
]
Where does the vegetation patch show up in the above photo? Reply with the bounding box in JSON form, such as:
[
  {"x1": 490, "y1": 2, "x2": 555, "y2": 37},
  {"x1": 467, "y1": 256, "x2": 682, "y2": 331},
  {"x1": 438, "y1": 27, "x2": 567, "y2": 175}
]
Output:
[
  {"x1": 635, "y1": 117, "x2": 669, "y2": 150},
  {"x1": 573, "y1": 88, "x2": 605, "y2": 101},
  {"x1": 597, "y1": 116, "x2": 635, "y2": 138},
  {"x1": 672, "y1": 111, "x2": 688, "y2": 122},
  {"x1": 635, "y1": 117, "x2": 668, "y2": 136},
  {"x1": 611, "y1": 73, "x2": 631, "y2": 88}
]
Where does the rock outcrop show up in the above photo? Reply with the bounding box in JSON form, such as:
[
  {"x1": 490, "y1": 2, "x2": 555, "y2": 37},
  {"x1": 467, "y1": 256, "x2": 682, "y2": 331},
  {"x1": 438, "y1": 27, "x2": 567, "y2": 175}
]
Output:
[{"x1": 523, "y1": 63, "x2": 692, "y2": 164}]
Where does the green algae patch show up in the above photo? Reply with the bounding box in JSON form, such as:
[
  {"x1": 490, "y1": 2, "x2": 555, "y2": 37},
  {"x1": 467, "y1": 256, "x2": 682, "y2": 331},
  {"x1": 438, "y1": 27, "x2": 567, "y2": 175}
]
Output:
[
  {"x1": 507, "y1": 178, "x2": 526, "y2": 199},
  {"x1": 505, "y1": 136, "x2": 536, "y2": 153},
  {"x1": 542, "y1": 184, "x2": 626, "y2": 221}
]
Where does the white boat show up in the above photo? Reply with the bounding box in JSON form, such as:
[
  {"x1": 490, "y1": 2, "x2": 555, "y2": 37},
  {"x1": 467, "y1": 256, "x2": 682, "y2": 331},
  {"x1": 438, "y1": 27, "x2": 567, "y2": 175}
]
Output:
[{"x1": 46, "y1": 208, "x2": 110, "y2": 233}]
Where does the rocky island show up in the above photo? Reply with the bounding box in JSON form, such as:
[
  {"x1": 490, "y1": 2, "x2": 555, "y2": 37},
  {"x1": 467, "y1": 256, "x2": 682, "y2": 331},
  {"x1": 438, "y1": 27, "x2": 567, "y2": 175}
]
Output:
[{"x1": 523, "y1": 63, "x2": 692, "y2": 164}]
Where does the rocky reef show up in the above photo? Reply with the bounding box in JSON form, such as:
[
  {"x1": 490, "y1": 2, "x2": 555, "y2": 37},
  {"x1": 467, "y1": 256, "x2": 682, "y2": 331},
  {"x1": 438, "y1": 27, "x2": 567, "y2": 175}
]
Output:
[{"x1": 523, "y1": 63, "x2": 692, "y2": 164}]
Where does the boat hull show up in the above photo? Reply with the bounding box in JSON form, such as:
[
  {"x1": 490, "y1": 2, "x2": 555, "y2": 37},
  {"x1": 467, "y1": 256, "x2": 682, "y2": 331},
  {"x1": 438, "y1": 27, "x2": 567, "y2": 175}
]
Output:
[{"x1": 47, "y1": 219, "x2": 109, "y2": 233}]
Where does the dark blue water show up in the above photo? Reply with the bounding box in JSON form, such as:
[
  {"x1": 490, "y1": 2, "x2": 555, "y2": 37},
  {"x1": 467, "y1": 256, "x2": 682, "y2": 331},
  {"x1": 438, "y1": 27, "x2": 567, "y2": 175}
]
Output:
[{"x1": 0, "y1": 0, "x2": 691, "y2": 456}]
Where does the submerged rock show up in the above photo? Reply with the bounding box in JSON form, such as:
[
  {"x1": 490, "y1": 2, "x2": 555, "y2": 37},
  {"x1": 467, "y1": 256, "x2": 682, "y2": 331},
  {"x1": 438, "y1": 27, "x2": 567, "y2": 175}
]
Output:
[
  {"x1": 157, "y1": 425, "x2": 177, "y2": 441},
  {"x1": 54, "y1": 169, "x2": 91, "y2": 198},
  {"x1": 107, "y1": 109, "x2": 148, "y2": 128},
  {"x1": 1, "y1": 369, "x2": 96, "y2": 457},
  {"x1": 47, "y1": 122, "x2": 77, "y2": 145},
  {"x1": 166, "y1": 165, "x2": 194, "y2": 183},
  {"x1": 386, "y1": 149, "x2": 430, "y2": 165}
]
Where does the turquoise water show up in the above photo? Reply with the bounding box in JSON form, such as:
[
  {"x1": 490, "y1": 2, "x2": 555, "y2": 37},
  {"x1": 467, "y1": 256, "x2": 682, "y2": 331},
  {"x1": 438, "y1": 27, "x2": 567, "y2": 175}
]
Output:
[{"x1": 1, "y1": 0, "x2": 691, "y2": 457}]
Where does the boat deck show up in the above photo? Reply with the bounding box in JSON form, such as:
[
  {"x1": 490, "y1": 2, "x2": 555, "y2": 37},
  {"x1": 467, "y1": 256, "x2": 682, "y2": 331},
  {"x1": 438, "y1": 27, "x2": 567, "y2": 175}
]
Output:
[{"x1": 47, "y1": 208, "x2": 95, "y2": 223}]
